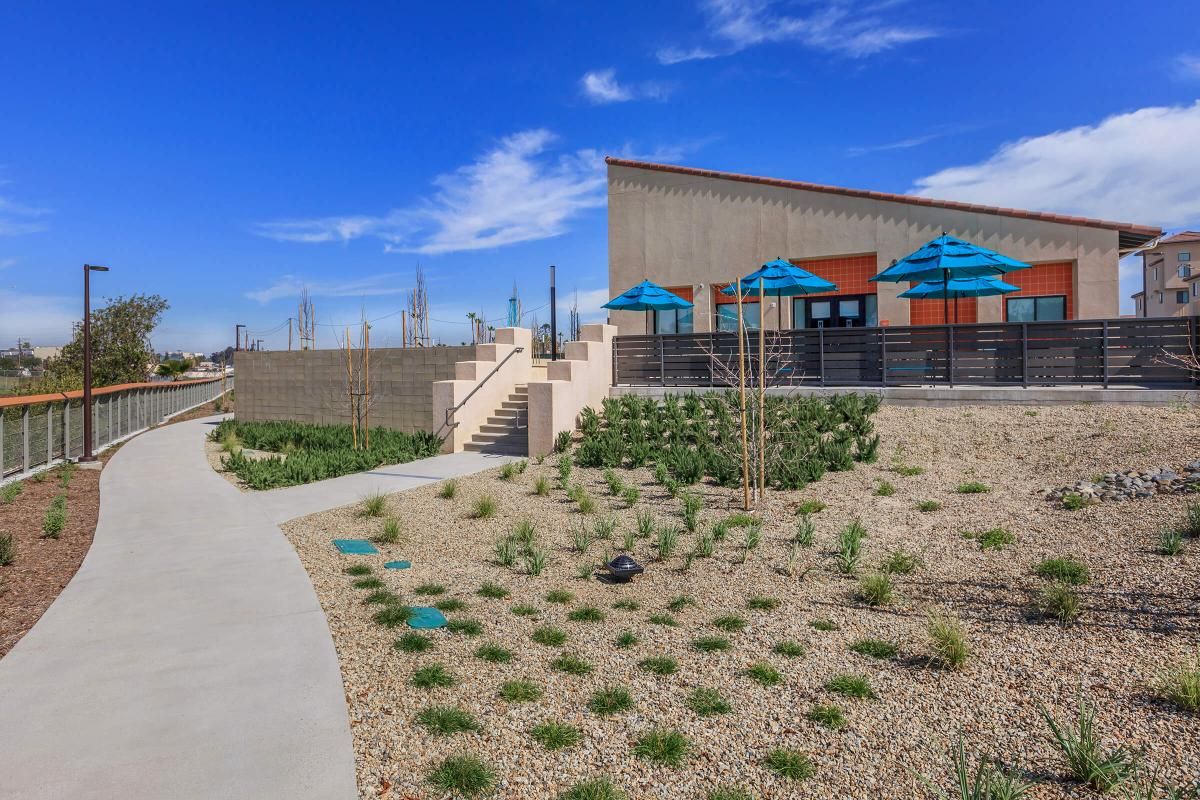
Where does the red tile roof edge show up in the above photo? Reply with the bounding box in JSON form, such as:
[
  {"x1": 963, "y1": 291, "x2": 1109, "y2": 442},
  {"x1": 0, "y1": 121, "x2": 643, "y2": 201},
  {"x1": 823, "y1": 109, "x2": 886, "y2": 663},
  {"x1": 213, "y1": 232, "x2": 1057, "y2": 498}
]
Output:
[
  {"x1": 604, "y1": 157, "x2": 1161, "y2": 238},
  {"x1": 1161, "y1": 231, "x2": 1200, "y2": 244}
]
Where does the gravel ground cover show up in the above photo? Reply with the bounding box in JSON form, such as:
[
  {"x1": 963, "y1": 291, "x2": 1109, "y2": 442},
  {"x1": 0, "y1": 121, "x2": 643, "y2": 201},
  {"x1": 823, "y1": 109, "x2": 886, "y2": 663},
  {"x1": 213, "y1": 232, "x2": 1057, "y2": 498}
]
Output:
[{"x1": 282, "y1": 402, "x2": 1200, "y2": 799}]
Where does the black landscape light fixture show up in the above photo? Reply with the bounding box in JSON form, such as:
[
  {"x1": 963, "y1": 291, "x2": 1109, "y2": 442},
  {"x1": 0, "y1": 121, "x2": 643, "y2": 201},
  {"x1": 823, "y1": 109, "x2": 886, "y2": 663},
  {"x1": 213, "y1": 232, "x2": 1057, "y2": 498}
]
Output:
[
  {"x1": 80, "y1": 263, "x2": 110, "y2": 462},
  {"x1": 606, "y1": 554, "x2": 644, "y2": 582}
]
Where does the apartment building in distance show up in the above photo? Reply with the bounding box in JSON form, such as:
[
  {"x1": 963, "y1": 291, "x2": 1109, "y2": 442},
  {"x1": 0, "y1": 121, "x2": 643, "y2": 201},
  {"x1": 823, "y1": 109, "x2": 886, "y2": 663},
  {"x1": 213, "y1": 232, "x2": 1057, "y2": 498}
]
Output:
[{"x1": 1132, "y1": 231, "x2": 1200, "y2": 317}]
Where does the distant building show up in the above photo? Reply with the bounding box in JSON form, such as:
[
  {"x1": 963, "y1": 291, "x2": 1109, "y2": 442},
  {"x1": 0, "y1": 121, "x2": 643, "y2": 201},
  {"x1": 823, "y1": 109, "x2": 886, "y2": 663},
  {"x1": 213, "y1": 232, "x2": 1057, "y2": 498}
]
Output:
[
  {"x1": 1133, "y1": 231, "x2": 1200, "y2": 318},
  {"x1": 32, "y1": 346, "x2": 61, "y2": 361}
]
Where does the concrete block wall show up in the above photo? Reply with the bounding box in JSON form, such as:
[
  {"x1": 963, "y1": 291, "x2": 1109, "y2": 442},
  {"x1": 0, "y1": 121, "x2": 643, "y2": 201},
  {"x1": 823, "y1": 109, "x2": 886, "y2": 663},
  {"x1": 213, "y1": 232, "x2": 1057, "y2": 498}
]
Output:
[
  {"x1": 527, "y1": 323, "x2": 617, "y2": 457},
  {"x1": 234, "y1": 346, "x2": 474, "y2": 433}
]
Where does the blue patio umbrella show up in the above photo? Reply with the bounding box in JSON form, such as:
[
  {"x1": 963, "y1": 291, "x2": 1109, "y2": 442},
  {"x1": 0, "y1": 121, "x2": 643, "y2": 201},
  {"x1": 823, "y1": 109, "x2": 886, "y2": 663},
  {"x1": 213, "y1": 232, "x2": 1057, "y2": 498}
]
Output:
[
  {"x1": 871, "y1": 234, "x2": 1031, "y2": 323},
  {"x1": 603, "y1": 279, "x2": 694, "y2": 334},
  {"x1": 898, "y1": 275, "x2": 1021, "y2": 300},
  {"x1": 721, "y1": 258, "x2": 837, "y2": 329}
]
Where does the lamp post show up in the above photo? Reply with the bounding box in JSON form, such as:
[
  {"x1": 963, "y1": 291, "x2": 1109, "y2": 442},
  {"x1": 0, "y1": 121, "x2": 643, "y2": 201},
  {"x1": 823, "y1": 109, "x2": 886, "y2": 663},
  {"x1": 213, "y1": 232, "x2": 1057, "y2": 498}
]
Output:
[
  {"x1": 549, "y1": 265, "x2": 558, "y2": 361},
  {"x1": 235, "y1": 324, "x2": 246, "y2": 351},
  {"x1": 80, "y1": 264, "x2": 110, "y2": 462}
]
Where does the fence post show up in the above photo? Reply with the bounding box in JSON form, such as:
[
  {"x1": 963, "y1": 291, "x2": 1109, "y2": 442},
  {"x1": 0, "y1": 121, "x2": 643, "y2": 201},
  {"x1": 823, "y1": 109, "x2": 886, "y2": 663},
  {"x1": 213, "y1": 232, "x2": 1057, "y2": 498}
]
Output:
[
  {"x1": 818, "y1": 327, "x2": 826, "y2": 387},
  {"x1": 658, "y1": 335, "x2": 665, "y2": 387},
  {"x1": 947, "y1": 325, "x2": 955, "y2": 387},
  {"x1": 46, "y1": 404, "x2": 53, "y2": 465},
  {"x1": 879, "y1": 327, "x2": 887, "y2": 387},
  {"x1": 22, "y1": 405, "x2": 30, "y2": 473},
  {"x1": 0, "y1": 412, "x2": 4, "y2": 475},
  {"x1": 64, "y1": 402, "x2": 71, "y2": 460},
  {"x1": 1021, "y1": 323, "x2": 1029, "y2": 387},
  {"x1": 1102, "y1": 320, "x2": 1110, "y2": 389},
  {"x1": 709, "y1": 332, "x2": 715, "y2": 387}
]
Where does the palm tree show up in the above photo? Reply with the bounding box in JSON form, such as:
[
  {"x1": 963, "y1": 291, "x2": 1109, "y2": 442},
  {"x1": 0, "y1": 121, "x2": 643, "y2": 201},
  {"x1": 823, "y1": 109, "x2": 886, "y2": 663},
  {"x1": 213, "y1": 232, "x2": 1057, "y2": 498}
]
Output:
[
  {"x1": 156, "y1": 358, "x2": 192, "y2": 381},
  {"x1": 466, "y1": 312, "x2": 478, "y2": 344}
]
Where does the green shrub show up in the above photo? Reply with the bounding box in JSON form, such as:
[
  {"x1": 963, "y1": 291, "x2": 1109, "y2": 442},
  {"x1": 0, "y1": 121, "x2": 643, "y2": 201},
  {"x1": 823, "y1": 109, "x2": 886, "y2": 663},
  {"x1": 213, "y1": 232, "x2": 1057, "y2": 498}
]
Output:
[
  {"x1": 510, "y1": 604, "x2": 537, "y2": 617},
  {"x1": 41, "y1": 493, "x2": 67, "y2": 538},
  {"x1": 546, "y1": 588, "x2": 573, "y2": 604},
  {"x1": 713, "y1": 614, "x2": 747, "y2": 633},
  {"x1": 552, "y1": 653, "x2": 594, "y2": 675},
  {"x1": 914, "y1": 739, "x2": 1034, "y2": 800},
  {"x1": 437, "y1": 479, "x2": 458, "y2": 499},
  {"x1": 532, "y1": 626, "x2": 568, "y2": 646},
  {"x1": 687, "y1": 687, "x2": 731, "y2": 716},
  {"x1": 793, "y1": 515, "x2": 815, "y2": 547},
  {"x1": 638, "y1": 656, "x2": 678, "y2": 676},
  {"x1": 446, "y1": 618, "x2": 482, "y2": 636},
  {"x1": 0, "y1": 533, "x2": 14, "y2": 566},
  {"x1": 1, "y1": 481, "x2": 23, "y2": 504},
  {"x1": 533, "y1": 476, "x2": 550, "y2": 496},
  {"x1": 964, "y1": 527, "x2": 1014, "y2": 551},
  {"x1": 344, "y1": 564, "x2": 372, "y2": 576},
  {"x1": 531, "y1": 721, "x2": 581, "y2": 751},
  {"x1": 648, "y1": 613, "x2": 678, "y2": 627},
  {"x1": 363, "y1": 589, "x2": 401, "y2": 606},
  {"x1": 474, "y1": 642, "x2": 512, "y2": 663},
  {"x1": 410, "y1": 663, "x2": 456, "y2": 689},
  {"x1": 667, "y1": 595, "x2": 695, "y2": 613},
  {"x1": 835, "y1": 520, "x2": 866, "y2": 574},
  {"x1": 795, "y1": 499, "x2": 825, "y2": 514},
  {"x1": 916, "y1": 500, "x2": 941, "y2": 513},
  {"x1": 214, "y1": 419, "x2": 441, "y2": 490},
  {"x1": 557, "y1": 454, "x2": 573, "y2": 488},
  {"x1": 691, "y1": 636, "x2": 730, "y2": 653},
  {"x1": 1061, "y1": 492, "x2": 1088, "y2": 510},
  {"x1": 655, "y1": 525, "x2": 681, "y2": 560},
  {"x1": 568, "y1": 606, "x2": 605, "y2": 623},
  {"x1": 525, "y1": 546, "x2": 549, "y2": 576},
  {"x1": 499, "y1": 680, "x2": 542, "y2": 702},
  {"x1": 352, "y1": 577, "x2": 384, "y2": 590},
  {"x1": 956, "y1": 481, "x2": 990, "y2": 494},
  {"x1": 615, "y1": 631, "x2": 638, "y2": 648},
  {"x1": 416, "y1": 706, "x2": 479, "y2": 735},
  {"x1": 893, "y1": 463, "x2": 924, "y2": 477},
  {"x1": 850, "y1": 638, "x2": 897, "y2": 659},
  {"x1": 745, "y1": 661, "x2": 783, "y2": 687},
  {"x1": 747, "y1": 596, "x2": 780, "y2": 611},
  {"x1": 1156, "y1": 655, "x2": 1200, "y2": 712},
  {"x1": 554, "y1": 430, "x2": 573, "y2": 454},
  {"x1": 360, "y1": 491, "x2": 387, "y2": 517},
  {"x1": 588, "y1": 685, "x2": 634, "y2": 715},
  {"x1": 927, "y1": 612, "x2": 971, "y2": 669},
  {"x1": 881, "y1": 549, "x2": 920, "y2": 575},
  {"x1": 1034, "y1": 557, "x2": 1089, "y2": 585},
  {"x1": 680, "y1": 491, "x2": 703, "y2": 532},
  {"x1": 394, "y1": 633, "x2": 432, "y2": 653},
  {"x1": 826, "y1": 674, "x2": 874, "y2": 699},
  {"x1": 372, "y1": 605, "x2": 414, "y2": 627},
  {"x1": 1041, "y1": 697, "x2": 1138, "y2": 792},
  {"x1": 414, "y1": 582, "x2": 445, "y2": 596},
  {"x1": 807, "y1": 704, "x2": 846, "y2": 730},
  {"x1": 477, "y1": 582, "x2": 509, "y2": 599},
  {"x1": 472, "y1": 495, "x2": 497, "y2": 519},
  {"x1": 856, "y1": 573, "x2": 895, "y2": 607},
  {"x1": 621, "y1": 485, "x2": 640, "y2": 507},
  {"x1": 1036, "y1": 582, "x2": 1082, "y2": 625},
  {"x1": 1159, "y1": 529, "x2": 1185, "y2": 556},
  {"x1": 633, "y1": 728, "x2": 690, "y2": 767},
  {"x1": 612, "y1": 599, "x2": 640, "y2": 611},
  {"x1": 773, "y1": 640, "x2": 806, "y2": 658},
  {"x1": 724, "y1": 512, "x2": 757, "y2": 528},
  {"x1": 764, "y1": 749, "x2": 814, "y2": 781},
  {"x1": 1183, "y1": 499, "x2": 1200, "y2": 537},
  {"x1": 376, "y1": 516, "x2": 402, "y2": 544},
  {"x1": 426, "y1": 755, "x2": 494, "y2": 797},
  {"x1": 875, "y1": 480, "x2": 895, "y2": 497}
]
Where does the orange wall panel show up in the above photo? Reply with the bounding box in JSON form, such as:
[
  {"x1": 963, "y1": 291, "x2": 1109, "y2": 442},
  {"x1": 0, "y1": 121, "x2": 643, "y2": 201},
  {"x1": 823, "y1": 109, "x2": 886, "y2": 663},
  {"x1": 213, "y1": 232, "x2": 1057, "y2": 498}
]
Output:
[{"x1": 1003, "y1": 261, "x2": 1074, "y2": 319}]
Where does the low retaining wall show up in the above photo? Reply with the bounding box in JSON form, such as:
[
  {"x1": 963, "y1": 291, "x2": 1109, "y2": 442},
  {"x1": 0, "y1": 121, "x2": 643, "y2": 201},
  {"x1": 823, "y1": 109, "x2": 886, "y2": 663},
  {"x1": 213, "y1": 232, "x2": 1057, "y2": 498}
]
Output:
[
  {"x1": 610, "y1": 384, "x2": 1200, "y2": 407},
  {"x1": 235, "y1": 347, "x2": 473, "y2": 432}
]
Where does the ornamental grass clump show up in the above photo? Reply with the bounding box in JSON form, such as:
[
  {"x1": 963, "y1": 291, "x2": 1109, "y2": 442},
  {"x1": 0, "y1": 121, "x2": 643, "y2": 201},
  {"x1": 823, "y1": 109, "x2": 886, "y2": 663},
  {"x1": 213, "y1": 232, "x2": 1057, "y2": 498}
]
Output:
[
  {"x1": 426, "y1": 755, "x2": 494, "y2": 798},
  {"x1": 633, "y1": 728, "x2": 690, "y2": 767},
  {"x1": 437, "y1": 479, "x2": 458, "y2": 499},
  {"x1": 474, "y1": 642, "x2": 513, "y2": 663},
  {"x1": 1034, "y1": 557, "x2": 1089, "y2": 585},
  {"x1": 1041, "y1": 696, "x2": 1138, "y2": 792},
  {"x1": 1036, "y1": 582, "x2": 1082, "y2": 625},
  {"x1": 531, "y1": 722, "x2": 581, "y2": 751},
  {"x1": 764, "y1": 749, "x2": 814, "y2": 781},
  {"x1": 745, "y1": 661, "x2": 783, "y2": 687},
  {"x1": 927, "y1": 612, "x2": 971, "y2": 669},
  {"x1": 416, "y1": 706, "x2": 479, "y2": 735},
  {"x1": 360, "y1": 491, "x2": 387, "y2": 518},
  {"x1": 1156, "y1": 654, "x2": 1200, "y2": 712},
  {"x1": 0, "y1": 533, "x2": 15, "y2": 566},
  {"x1": 588, "y1": 685, "x2": 634, "y2": 715},
  {"x1": 687, "y1": 687, "x2": 731, "y2": 716},
  {"x1": 857, "y1": 573, "x2": 895, "y2": 607},
  {"x1": 807, "y1": 704, "x2": 846, "y2": 730},
  {"x1": 498, "y1": 680, "x2": 542, "y2": 702},
  {"x1": 680, "y1": 491, "x2": 703, "y2": 532},
  {"x1": 41, "y1": 494, "x2": 67, "y2": 538},
  {"x1": 471, "y1": 494, "x2": 497, "y2": 519},
  {"x1": 655, "y1": 525, "x2": 681, "y2": 560},
  {"x1": 376, "y1": 516, "x2": 402, "y2": 544},
  {"x1": 638, "y1": 656, "x2": 678, "y2": 676},
  {"x1": 914, "y1": 739, "x2": 1034, "y2": 800},
  {"x1": 552, "y1": 653, "x2": 594, "y2": 676},
  {"x1": 410, "y1": 663, "x2": 456, "y2": 689},
  {"x1": 835, "y1": 520, "x2": 866, "y2": 574},
  {"x1": 561, "y1": 779, "x2": 625, "y2": 800},
  {"x1": 826, "y1": 674, "x2": 875, "y2": 699}
]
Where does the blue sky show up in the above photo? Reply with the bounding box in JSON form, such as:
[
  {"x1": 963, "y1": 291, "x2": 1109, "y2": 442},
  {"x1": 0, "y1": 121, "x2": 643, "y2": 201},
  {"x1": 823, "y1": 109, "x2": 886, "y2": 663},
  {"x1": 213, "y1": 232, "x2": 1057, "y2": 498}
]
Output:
[{"x1": 2, "y1": 0, "x2": 1200, "y2": 352}]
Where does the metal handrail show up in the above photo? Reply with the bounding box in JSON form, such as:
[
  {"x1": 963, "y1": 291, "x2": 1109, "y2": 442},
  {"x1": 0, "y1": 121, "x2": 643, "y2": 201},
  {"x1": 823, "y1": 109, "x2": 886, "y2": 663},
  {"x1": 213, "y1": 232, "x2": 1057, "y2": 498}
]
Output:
[{"x1": 443, "y1": 346, "x2": 525, "y2": 431}]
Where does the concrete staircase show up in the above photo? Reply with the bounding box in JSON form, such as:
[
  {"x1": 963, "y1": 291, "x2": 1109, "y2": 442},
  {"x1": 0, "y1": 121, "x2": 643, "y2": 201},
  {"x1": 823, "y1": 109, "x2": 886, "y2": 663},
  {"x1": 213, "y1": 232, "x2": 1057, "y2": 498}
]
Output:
[{"x1": 463, "y1": 385, "x2": 528, "y2": 455}]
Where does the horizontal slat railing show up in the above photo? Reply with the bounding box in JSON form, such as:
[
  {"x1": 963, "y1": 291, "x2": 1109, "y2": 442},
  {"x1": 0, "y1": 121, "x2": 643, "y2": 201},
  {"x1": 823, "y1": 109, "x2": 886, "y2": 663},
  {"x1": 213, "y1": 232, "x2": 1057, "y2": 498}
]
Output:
[
  {"x1": 612, "y1": 317, "x2": 1199, "y2": 389},
  {"x1": 0, "y1": 376, "x2": 233, "y2": 482}
]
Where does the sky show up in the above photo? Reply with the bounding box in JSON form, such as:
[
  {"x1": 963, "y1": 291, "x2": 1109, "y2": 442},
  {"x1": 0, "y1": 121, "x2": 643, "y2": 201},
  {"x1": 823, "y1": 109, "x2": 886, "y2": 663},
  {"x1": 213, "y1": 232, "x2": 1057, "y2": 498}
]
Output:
[{"x1": 2, "y1": 0, "x2": 1200, "y2": 353}]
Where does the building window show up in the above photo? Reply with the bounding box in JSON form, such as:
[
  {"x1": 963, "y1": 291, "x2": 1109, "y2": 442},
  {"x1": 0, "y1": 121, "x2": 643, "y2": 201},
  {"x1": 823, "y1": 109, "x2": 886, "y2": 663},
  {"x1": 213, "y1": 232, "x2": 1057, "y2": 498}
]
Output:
[
  {"x1": 1193, "y1": 283, "x2": 1199, "y2": 297},
  {"x1": 654, "y1": 307, "x2": 693, "y2": 334},
  {"x1": 1157, "y1": 290, "x2": 1164, "y2": 304},
  {"x1": 1152, "y1": 266, "x2": 1159, "y2": 281},
  {"x1": 1179, "y1": 265, "x2": 1192, "y2": 279},
  {"x1": 1179, "y1": 251, "x2": 1192, "y2": 262},
  {"x1": 1176, "y1": 290, "x2": 1189, "y2": 304},
  {"x1": 712, "y1": 283, "x2": 759, "y2": 331},
  {"x1": 1007, "y1": 295, "x2": 1066, "y2": 322}
]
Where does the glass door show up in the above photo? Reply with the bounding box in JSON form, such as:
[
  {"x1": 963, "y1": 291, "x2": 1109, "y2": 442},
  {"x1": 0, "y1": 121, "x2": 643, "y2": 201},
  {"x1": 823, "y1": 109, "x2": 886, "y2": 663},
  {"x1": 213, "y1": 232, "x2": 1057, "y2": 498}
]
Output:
[{"x1": 801, "y1": 295, "x2": 869, "y2": 327}]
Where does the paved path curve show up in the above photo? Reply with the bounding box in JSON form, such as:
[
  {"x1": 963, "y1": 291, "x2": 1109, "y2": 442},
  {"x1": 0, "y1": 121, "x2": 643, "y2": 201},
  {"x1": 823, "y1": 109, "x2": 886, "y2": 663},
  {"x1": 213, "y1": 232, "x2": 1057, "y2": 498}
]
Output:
[{"x1": 0, "y1": 416, "x2": 515, "y2": 800}]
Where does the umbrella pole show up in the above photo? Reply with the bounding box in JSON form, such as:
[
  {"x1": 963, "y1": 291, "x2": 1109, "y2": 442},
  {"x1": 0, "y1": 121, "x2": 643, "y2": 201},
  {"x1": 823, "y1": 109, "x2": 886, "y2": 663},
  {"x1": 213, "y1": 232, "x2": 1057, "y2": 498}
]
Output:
[{"x1": 943, "y1": 268, "x2": 950, "y2": 325}]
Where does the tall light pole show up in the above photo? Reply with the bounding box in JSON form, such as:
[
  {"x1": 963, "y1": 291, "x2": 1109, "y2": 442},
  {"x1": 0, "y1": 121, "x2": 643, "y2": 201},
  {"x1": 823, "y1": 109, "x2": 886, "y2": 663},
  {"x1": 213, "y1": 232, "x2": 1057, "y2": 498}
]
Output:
[
  {"x1": 235, "y1": 324, "x2": 246, "y2": 351},
  {"x1": 80, "y1": 264, "x2": 110, "y2": 462},
  {"x1": 549, "y1": 265, "x2": 558, "y2": 361}
]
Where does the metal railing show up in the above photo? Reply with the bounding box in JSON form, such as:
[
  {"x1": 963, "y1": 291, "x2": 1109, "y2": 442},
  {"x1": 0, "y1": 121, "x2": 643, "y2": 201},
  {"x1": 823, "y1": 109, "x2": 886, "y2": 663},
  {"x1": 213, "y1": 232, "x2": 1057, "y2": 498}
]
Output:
[
  {"x1": 0, "y1": 376, "x2": 233, "y2": 483},
  {"x1": 442, "y1": 347, "x2": 524, "y2": 434},
  {"x1": 612, "y1": 316, "x2": 1200, "y2": 388}
]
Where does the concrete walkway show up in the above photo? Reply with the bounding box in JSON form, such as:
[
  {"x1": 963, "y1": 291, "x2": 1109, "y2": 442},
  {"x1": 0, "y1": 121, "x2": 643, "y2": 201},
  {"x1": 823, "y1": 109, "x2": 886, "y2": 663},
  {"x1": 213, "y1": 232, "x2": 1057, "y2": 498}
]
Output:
[{"x1": 0, "y1": 418, "x2": 515, "y2": 800}]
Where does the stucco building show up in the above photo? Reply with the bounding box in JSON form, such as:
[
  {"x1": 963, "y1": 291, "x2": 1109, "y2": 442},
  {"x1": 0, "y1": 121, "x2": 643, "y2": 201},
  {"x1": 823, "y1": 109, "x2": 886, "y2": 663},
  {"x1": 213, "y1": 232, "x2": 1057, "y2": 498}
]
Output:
[
  {"x1": 1132, "y1": 231, "x2": 1200, "y2": 318},
  {"x1": 606, "y1": 158, "x2": 1160, "y2": 335}
]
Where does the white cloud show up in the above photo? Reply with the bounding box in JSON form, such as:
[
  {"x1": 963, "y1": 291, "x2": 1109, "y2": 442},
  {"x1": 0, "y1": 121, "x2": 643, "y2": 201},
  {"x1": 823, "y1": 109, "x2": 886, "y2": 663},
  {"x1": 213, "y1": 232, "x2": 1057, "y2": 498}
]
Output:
[
  {"x1": 658, "y1": 0, "x2": 938, "y2": 64},
  {"x1": 580, "y1": 69, "x2": 673, "y2": 104},
  {"x1": 245, "y1": 272, "x2": 413, "y2": 304},
  {"x1": 254, "y1": 129, "x2": 607, "y2": 255},
  {"x1": 1175, "y1": 53, "x2": 1200, "y2": 80},
  {"x1": 0, "y1": 257, "x2": 15, "y2": 271},
  {"x1": 0, "y1": 195, "x2": 51, "y2": 236},
  {"x1": 911, "y1": 101, "x2": 1200, "y2": 227},
  {"x1": 846, "y1": 131, "x2": 943, "y2": 157}
]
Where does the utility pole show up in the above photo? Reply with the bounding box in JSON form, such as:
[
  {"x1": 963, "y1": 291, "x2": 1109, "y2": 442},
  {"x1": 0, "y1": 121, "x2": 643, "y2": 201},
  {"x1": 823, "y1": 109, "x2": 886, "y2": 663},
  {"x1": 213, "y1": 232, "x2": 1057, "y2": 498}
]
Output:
[
  {"x1": 256, "y1": 339, "x2": 263, "y2": 352},
  {"x1": 288, "y1": 318, "x2": 293, "y2": 351},
  {"x1": 235, "y1": 324, "x2": 245, "y2": 352},
  {"x1": 81, "y1": 264, "x2": 110, "y2": 462},
  {"x1": 549, "y1": 264, "x2": 558, "y2": 360}
]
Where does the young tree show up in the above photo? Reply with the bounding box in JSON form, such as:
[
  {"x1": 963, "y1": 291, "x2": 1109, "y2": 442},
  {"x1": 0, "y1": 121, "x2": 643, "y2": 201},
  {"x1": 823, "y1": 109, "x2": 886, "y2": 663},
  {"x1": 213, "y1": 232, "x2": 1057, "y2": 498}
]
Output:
[
  {"x1": 43, "y1": 294, "x2": 170, "y2": 390},
  {"x1": 156, "y1": 358, "x2": 193, "y2": 381}
]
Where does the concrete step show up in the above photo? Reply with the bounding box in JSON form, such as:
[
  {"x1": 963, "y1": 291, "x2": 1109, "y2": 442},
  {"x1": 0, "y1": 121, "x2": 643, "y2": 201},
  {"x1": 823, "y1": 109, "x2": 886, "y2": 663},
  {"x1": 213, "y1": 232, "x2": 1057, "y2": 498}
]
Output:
[
  {"x1": 464, "y1": 441, "x2": 528, "y2": 456},
  {"x1": 479, "y1": 422, "x2": 527, "y2": 434},
  {"x1": 470, "y1": 430, "x2": 526, "y2": 444},
  {"x1": 491, "y1": 407, "x2": 526, "y2": 419},
  {"x1": 500, "y1": 399, "x2": 528, "y2": 410}
]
